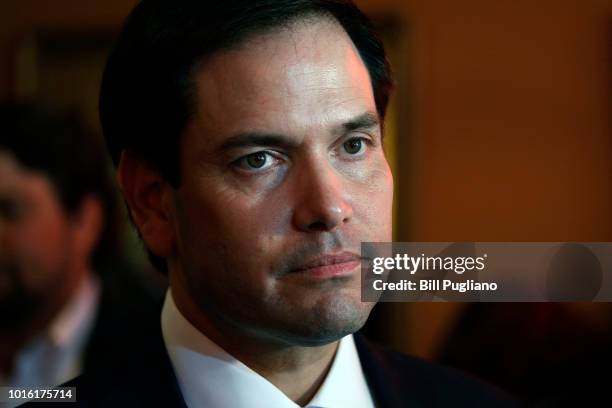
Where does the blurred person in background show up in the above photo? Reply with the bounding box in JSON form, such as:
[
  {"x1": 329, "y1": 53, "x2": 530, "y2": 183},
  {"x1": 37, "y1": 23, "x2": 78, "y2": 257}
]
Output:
[{"x1": 0, "y1": 103, "x2": 160, "y2": 403}]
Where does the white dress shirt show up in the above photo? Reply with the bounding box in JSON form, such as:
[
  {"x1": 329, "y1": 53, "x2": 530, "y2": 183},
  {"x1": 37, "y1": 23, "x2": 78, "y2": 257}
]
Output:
[
  {"x1": 161, "y1": 291, "x2": 375, "y2": 408},
  {"x1": 0, "y1": 274, "x2": 100, "y2": 408}
]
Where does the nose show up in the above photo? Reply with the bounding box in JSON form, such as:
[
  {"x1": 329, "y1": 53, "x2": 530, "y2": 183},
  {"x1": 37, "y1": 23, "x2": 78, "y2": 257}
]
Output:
[{"x1": 292, "y1": 159, "x2": 353, "y2": 232}]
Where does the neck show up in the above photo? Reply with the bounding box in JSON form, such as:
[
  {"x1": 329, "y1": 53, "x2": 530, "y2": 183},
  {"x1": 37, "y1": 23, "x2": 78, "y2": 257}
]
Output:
[{"x1": 171, "y1": 284, "x2": 339, "y2": 405}]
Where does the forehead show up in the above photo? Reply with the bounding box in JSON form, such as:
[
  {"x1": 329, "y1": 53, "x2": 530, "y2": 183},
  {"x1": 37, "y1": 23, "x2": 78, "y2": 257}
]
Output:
[{"x1": 188, "y1": 18, "x2": 375, "y2": 141}]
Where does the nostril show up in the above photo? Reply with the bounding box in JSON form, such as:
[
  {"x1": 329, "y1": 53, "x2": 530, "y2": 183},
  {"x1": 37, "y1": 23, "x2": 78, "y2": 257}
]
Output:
[{"x1": 307, "y1": 221, "x2": 330, "y2": 232}]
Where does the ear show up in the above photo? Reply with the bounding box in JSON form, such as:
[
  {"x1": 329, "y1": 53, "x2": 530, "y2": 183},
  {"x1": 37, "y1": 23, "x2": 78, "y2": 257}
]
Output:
[
  {"x1": 72, "y1": 195, "x2": 104, "y2": 262},
  {"x1": 117, "y1": 151, "x2": 176, "y2": 259}
]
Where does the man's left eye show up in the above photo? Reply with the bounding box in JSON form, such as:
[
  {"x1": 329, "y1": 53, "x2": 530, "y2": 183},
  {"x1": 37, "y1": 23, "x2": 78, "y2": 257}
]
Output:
[{"x1": 343, "y1": 138, "x2": 366, "y2": 155}]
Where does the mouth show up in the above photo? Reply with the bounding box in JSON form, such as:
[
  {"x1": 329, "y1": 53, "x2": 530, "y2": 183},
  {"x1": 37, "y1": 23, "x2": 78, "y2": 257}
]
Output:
[{"x1": 289, "y1": 252, "x2": 363, "y2": 279}]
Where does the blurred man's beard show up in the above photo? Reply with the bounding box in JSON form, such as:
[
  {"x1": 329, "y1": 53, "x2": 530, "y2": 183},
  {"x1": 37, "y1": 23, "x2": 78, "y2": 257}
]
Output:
[{"x1": 0, "y1": 262, "x2": 42, "y2": 334}]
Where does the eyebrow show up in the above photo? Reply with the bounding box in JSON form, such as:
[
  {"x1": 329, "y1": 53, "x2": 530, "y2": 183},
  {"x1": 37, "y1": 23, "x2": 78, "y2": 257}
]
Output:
[
  {"x1": 219, "y1": 111, "x2": 381, "y2": 151},
  {"x1": 341, "y1": 111, "x2": 380, "y2": 133},
  {"x1": 220, "y1": 132, "x2": 294, "y2": 150}
]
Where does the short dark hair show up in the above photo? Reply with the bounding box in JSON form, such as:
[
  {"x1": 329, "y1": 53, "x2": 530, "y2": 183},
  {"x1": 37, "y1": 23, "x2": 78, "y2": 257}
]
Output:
[
  {"x1": 100, "y1": 0, "x2": 393, "y2": 272},
  {"x1": 0, "y1": 102, "x2": 121, "y2": 271}
]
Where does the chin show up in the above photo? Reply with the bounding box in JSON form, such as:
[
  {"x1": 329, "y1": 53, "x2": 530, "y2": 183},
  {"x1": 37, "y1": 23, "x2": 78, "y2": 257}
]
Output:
[{"x1": 266, "y1": 296, "x2": 375, "y2": 347}]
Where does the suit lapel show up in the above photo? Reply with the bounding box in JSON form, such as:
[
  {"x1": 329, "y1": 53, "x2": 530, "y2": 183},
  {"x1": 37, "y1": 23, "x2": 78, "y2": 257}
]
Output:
[
  {"x1": 354, "y1": 333, "x2": 430, "y2": 408},
  {"x1": 90, "y1": 304, "x2": 187, "y2": 408}
]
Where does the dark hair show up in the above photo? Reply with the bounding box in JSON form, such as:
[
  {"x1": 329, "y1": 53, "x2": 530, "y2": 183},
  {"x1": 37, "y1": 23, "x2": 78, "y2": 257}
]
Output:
[
  {"x1": 100, "y1": 0, "x2": 394, "y2": 272},
  {"x1": 0, "y1": 102, "x2": 121, "y2": 271}
]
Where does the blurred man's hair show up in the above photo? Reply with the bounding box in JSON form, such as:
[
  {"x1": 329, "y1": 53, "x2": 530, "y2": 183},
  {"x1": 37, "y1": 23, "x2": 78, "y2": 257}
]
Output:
[
  {"x1": 0, "y1": 102, "x2": 121, "y2": 271},
  {"x1": 99, "y1": 0, "x2": 393, "y2": 272}
]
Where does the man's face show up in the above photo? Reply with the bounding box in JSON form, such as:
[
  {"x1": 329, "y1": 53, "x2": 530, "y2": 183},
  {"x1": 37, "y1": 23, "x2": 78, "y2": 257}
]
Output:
[
  {"x1": 0, "y1": 152, "x2": 76, "y2": 331},
  {"x1": 169, "y1": 19, "x2": 393, "y2": 345}
]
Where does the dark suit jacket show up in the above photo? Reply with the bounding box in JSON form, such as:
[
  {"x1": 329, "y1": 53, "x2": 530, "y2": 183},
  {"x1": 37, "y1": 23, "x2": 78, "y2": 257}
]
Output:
[
  {"x1": 81, "y1": 268, "x2": 164, "y2": 374},
  {"x1": 22, "y1": 310, "x2": 518, "y2": 408}
]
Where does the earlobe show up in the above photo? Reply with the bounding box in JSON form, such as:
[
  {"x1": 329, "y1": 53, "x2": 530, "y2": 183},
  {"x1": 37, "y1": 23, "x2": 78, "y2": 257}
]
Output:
[{"x1": 117, "y1": 151, "x2": 176, "y2": 258}]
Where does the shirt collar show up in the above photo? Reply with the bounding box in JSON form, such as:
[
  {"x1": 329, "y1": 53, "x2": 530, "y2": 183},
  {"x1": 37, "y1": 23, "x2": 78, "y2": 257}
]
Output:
[
  {"x1": 161, "y1": 290, "x2": 374, "y2": 408},
  {"x1": 47, "y1": 273, "x2": 100, "y2": 348}
]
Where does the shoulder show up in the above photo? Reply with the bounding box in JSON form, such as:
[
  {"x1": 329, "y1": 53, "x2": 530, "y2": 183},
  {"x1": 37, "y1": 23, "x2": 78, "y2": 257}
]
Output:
[
  {"x1": 20, "y1": 299, "x2": 185, "y2": 408},
  {"x1": 19, "y1": 371, "x2": 183, "y2": 408},
  {"x1": 19, "y1": 351, "x2": 185, "y2": 408},
  {"x1": 354, "y1": 333, "x2": 522, "y2": 408}
]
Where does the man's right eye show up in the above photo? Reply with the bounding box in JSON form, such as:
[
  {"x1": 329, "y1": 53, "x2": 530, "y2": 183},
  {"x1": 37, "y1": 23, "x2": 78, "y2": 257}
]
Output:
[
  {"x1": 234, "y1": 151, "x2": 277, "y2": 172},
  {"x1": 246, "y1": 152, "x2": 267, "y2": 168}
]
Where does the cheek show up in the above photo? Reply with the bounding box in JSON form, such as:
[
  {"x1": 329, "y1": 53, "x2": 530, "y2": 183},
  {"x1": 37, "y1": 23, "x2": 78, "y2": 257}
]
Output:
[
  {"x1": 14, "y1": 223, "x2": 51, "y2": 258},
  {"x1": 353, "y1": 160, "x2": 394, "y2": 240},
  {"x1": 176, "y1": 186, "x2": 290, "y2": 277},
  {"x1": 174, "y1": 188, "x2": 293, "y2": 318},
  {"x1": 7, "y1": 215, "x2": 72, "y2": 288}
]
